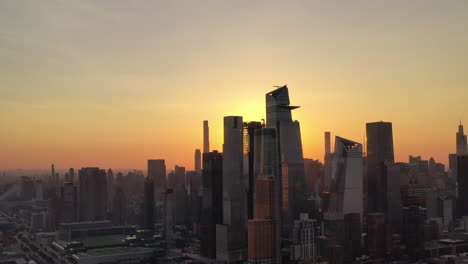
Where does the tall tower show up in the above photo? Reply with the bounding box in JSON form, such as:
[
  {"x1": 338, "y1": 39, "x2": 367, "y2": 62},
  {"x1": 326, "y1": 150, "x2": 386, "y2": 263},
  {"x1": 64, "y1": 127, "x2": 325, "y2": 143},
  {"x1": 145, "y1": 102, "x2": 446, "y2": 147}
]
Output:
[
  {"x1": 253, "y1": 128, "x2": 282, "y2": 263},
  {"x1": 217, "y1": 116, "x2": 247, "y2": 263},
  {"x1": 366, "y1": 121, "x2": 394, "y2": 214},
  {"x1": 143, "y1": 177, "x2": 155, "y2": 230},
  {"x1": 457, "y1": 122, "x2": 468, "y2": 155},
  {"x1": 173, "y1": 165, "x2": 188, "y2": 226},
  {"x1": 204, "y1": 120, "x2": 210, "y2": 154},
  {"x1": 195, "y1": 149, "x2": 202, "y2": 173},
  {"x1": 78, "y1": 167, "x2": 107, "y2": 221},
  {"x1": 266, "y1": 85, "x2": 306, "y2": 233},
  {"x1": 201, "y1": 151, "x2": 223, "y2": 259},
  {"x1": 148, "y1": 159, "x2": 167, "y2": 222},
  {"x1": 244, "y1": 121, "x2": 264, "y2": 220},
  {"x1": 328, "y1": 136, "x2": 363, "y2": 221},
  {"x1": 324, "y1": 131, "x2": 333, "y2": 190},
  {"x1": 60, "y1": 182, "x2": 78, "y2": 223}
]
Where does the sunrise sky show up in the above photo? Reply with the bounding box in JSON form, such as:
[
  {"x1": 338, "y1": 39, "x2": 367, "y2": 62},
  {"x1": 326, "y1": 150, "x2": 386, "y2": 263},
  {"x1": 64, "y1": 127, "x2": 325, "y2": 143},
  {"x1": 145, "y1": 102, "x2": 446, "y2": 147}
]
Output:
[{"x1": 1, "y1": 0, "x2": 468, "y2": 171}]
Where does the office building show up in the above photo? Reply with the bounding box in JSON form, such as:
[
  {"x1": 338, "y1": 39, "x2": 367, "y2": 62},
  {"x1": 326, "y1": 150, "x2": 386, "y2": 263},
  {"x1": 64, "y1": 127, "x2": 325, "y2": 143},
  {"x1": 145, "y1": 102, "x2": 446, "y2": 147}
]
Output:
[
  {"x1": 328, "y1": 137, "x2": 363, "y2": 221},
  {"x1": 147, "y1": 159, "x2": 167, "y2": 201},
  {"x1": 253, "y1": 128, "x2": 282, "y2": 263},
  {"x1": 60, "y1": 182, "x2": 77, "y2": 223},
  {"x1": 366, "y1": 121, "x2": 394, "y2": 214},
  {"x1": 143, "y1": 177, "x2": 155, "y2": 230},
  {"x1": 266, "y1": 85, "x2": 306, "y2": 233},
  {"x1": 148, "y1": 159, "x2": 166, "y2": 223},
  {"x1": 324, "y1": 131, "x2": 333, "y2": 191},
  {"x1": 217, "y1": 116, "x2": 247, "y2": 263},
  {"x1": 457, "y1": 122, "x2": 468, "y2": 155},
  {"x1": 195, "y1": 149, "x2": 202, "y2": 173},
  {"x1": 78, "y1": 167, "x2": 107, "y2": 221},
  {"x1": 173, "y1": 165, "x2": 188, "y2": 226},
  {"x1": 201, "y1": 151, "x2": 223, "y2": 259},
  {"x1": 244, "y1": 121, "x2": 264, "y2": 220}
]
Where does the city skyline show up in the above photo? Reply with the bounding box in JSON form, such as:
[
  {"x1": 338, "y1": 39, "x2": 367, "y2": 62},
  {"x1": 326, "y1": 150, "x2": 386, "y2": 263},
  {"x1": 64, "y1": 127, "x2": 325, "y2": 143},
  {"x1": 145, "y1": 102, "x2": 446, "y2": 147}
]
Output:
[{"x1": 1, "y1": 0, "x2": 468, "y2": 170}]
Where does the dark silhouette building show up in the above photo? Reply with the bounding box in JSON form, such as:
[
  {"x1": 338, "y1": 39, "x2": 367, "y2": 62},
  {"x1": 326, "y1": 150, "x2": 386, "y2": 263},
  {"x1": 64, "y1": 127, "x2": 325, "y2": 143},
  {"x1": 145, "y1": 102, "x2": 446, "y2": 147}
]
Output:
[
  {"x1": 143, "y1": 178, "x2": 155, "y2": 230},
  {"x1": 217, "y1": 116, "x2": 247, "y2": 262},
  {"x1": 195, "y1": 149, "x2": 202, "y2": 173},
  {"x1": 173, "y1": 165, "x2": 188, "y2": 226},
  {"x1": 60, "y1": 182, "x2": 77, "y2": 223},
  {"x1": 266, "y1": 85, "x2": 306, "y2": 234},
  {"x1": 366, "y1": 121, "x2": 395, "y2": 233},
  {"x1": 78, "y1": 167, "x2": 107, "y2": 221},
  {"x1": 253, "y1": 128, "x2": 282, "y2": 263},
  {"x1": 201, "y1": 151, "x2": 223, "y2": 259},
  {"x1": 204, "y1": 120, "x2": 210, "y2": 154},
  {"x1": 244, "y1": 121, "x2": 264, "y2": 220},
  {"x1": 457, "y1": 122, "x2": 468, "y2": 155},
  {"x1": 148, "y1": 159, "x2": 166, "y2": 223}
]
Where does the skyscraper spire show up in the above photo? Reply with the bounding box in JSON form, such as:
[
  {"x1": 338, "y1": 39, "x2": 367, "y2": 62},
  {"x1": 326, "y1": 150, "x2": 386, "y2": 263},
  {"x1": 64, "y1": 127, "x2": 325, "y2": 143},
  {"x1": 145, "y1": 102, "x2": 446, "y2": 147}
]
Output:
[{"x1": 457, "y1": 122, "x2": 468, "y2": 155}]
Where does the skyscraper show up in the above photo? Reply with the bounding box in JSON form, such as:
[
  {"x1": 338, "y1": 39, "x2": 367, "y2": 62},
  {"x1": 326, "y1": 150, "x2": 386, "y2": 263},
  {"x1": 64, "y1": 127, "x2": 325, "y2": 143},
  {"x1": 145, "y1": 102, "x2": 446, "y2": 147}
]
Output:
[
  {"x1": 187, "y1": 170, "x2": 202, "y2": 230},
  {"x1": 328, "y1": 137, "x2": 363, "y2": 221},
  {"x1": 266, "y1": 85, "x2": 306, "y2": 233},
  {"x1": 60, "y1": 182, "x2": 77, "y2": 223},
  {"x1": 266, "y1": 85, "x2": 299, "y2": 129},
  {"x1": 173, "y1": 165, "x2": 188, "y2": 226},
  {"x1": 148, "y1": 159, "x2": 166, "y2": 223},
  {"x1": 78, "y1": 167, "x2": 107, "y2": 221},
  {"x1": 195, "y1": 149, "x2": 202, "y2": 173},
  {"x1": 204, "y1": 120, "x2": 210, "y2": 154},
  {"x1": 324, "y1": 132, "x2": 333, "y2": 191},
  {"x1": 143, "y1": 177, "x2": 155, "y2": 230},
  {"x1": 201, "y1": 151, "x2": 223, "y2": 259},
  {"x1": 217, "y1": 116, "x2": 247, "y2": 263},
  {"x1": 457, "y1": 122, "x2": 468, "y2": 155},
  {"x1": 253, "y1": 128, "x2": 282, "y2": 263},
  {"x1": 244, "y1": 121, "x2": 264, "y2": 220},
  {"x1": 366, "y1": 121, "x2": 395, "y2": 214}
]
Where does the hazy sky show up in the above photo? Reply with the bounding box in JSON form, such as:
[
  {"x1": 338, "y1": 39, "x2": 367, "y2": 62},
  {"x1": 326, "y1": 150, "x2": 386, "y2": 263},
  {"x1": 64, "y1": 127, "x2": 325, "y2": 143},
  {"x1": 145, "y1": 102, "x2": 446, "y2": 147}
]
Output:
[{"x1": 1, "y1": 0, "x2": 467, "y2": 171}]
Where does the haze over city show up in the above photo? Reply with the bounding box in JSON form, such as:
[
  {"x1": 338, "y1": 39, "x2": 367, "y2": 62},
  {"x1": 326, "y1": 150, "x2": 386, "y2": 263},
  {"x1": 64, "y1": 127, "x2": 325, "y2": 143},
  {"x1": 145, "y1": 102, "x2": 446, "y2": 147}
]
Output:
[{"x1": 1, "y1": 0, "x2": 468, "y2": 170}]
